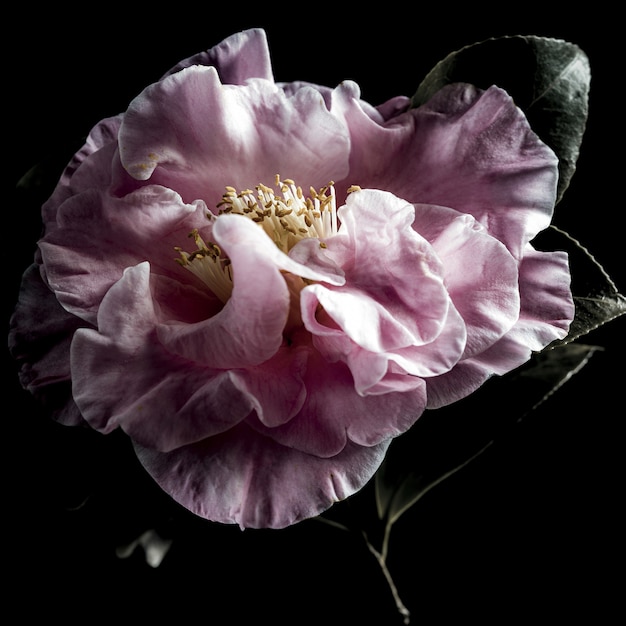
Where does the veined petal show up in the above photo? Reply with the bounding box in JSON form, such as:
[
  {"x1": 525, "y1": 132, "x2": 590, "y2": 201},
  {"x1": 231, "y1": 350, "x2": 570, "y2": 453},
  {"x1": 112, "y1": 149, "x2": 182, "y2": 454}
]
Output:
[
  {"x1": 412, "y1": 203, "x2": 520, "y2": 359},
  {"x1": 42, "y1": 116, "x2": 122, "y2": 233},
  {"x1": 162, "y1": 28, "x2": 274, "y2": 84},
  {"x1": 337, "y1": 82, "x2": 558, "y2": 258},
  {"x1": 134, "y1": 423, "x2": 391, "y2": 529},
  {"x1": 71, "y1": 263, "x2": 254, "y2": 451},
  {"x1": 39, "y1": 185, "x2": 206, "y2": 324},
  {"x1": 157, "y1": 214, "x2": 344, "y2": 369},
  {"x1": 425, "y1": 245, "x2": 574, "y2": 408},
  {"x1": 246, "y1": 348, "x2": 426, "y2": 456},
  {"x1": 117, "y1": 66, "x2": 351, "y2": 206}
]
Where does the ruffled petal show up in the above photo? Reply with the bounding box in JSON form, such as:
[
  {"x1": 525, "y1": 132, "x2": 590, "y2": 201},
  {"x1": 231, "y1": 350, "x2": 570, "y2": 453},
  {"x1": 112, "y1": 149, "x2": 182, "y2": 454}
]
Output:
[
  {"x1": 162, "y1": 28, "x2": 274, "y2": 84},
  {"x1": 425, "y1": 245, "x2": 574, "y2": 408},
  {"x1": 336, "y1": 82, "x2": 558, "y2": 258},
  {"x1": 299, "y1": 189, "x2": 464, "y2": 392},
  {"x1": 39, "y1": 185, "x2": 206, "y2": 324},
  {"x1": 42, "y1": 115, "x2": 122, "y2": 232},
  {"x1": 117, "y1": 66, "x2": 351, "y2": 206},
  {"x1": 412, "y1": 203, "x2": 520, "y2": 359},
  {"x1": 247, "y1": 346, "x2": 427, "y2": 456},
  {"x1": 71, "y1": 263, "x2": 254, "y2": 451},
  {"x1": 8, "y1": 264, "x2": 89, "y2": 425},
  {"x1": 157, "y1": 214, "x2": 344, "y2": 369},
  {"x1": 134, "y1": 423, "x2": 390, "y2": 529}
]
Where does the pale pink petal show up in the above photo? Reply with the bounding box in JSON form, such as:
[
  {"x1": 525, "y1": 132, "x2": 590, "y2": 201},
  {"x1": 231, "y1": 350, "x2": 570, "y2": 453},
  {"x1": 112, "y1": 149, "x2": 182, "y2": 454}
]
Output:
[
  {"x1": 426, "y1": 246, "x2": 574, "y2": 408},
  {"x1": 71, "y1": 263, "x2": 254, "y2": 451},
  {"x1": 311, "y1": 190, "x2": 451, "y2": 348},
  {"x1": 468, "y1": 246, "x2": 573, "y2": 374},
  {"x1": 425, "y1": 360, "x2": 493, "y2": 409},
  {"x1": 247, "y1": 347, "x2": 427, "y2": 456},
  {"x1": 336, "y1": 82, "x2": 558, "y2": 258},
  {"x1": 299, "y1": 189, "x2": 464, "y2": 392},
  {"x1": 39, "y1": 185, "x2": 205, "y2": 324},
  {"x1": 117, "y1": 66, "x2": 351, "y2": 207},
  {"x1": 134, "y1": 423, "x2": 390, "y2": 529},
  {"x1": 42, "y1": 116, "x2": 122, "y2": 231},
  {"x1": 230, "y1": 348, "x2": 309, "y2": 428},
  {"x1": 162, "y1": 28, "x2": 273, "y2": 84},
  {"x1": 156, "y1": 214, "x2": 344, "y2": 369},
  {"x1": 412, "y1": 203, "x2": 520, "y2": 358}
]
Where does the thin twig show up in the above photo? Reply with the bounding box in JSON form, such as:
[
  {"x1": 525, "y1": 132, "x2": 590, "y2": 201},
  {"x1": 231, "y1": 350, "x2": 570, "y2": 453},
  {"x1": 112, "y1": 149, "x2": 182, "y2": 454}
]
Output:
[{"x1": 363, "y1": 531, "x2": 411, "y2": 625}]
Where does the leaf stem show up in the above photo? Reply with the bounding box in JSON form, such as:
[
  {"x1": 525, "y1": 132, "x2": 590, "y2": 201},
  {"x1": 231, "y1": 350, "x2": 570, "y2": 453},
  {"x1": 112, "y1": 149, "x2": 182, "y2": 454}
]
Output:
[{"x1": 363, "y1": 531, "x2": 411, "y2": 625}]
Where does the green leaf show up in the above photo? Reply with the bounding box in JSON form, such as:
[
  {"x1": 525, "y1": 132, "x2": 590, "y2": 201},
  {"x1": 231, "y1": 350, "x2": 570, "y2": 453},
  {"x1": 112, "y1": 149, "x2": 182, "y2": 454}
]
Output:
[
  {"x1": 375, "y1": 342, "x2": 600, "y2": 527},
  {"x1": 536, "y1": 226, "x2": 626, "y2": 345},
  {"x1": 411, "y1": 35, "x2": 591, "y2": 203}
]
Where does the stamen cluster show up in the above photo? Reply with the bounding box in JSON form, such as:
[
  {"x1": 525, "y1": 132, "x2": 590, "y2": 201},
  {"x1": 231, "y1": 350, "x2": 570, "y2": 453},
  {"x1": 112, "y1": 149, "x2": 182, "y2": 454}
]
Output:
[
  {"x1": 176, "y1": 176, "x2": 346, "y2": 302},
  {"x1": 217, "y1": 175, "x2": 338, "y2": 252}
]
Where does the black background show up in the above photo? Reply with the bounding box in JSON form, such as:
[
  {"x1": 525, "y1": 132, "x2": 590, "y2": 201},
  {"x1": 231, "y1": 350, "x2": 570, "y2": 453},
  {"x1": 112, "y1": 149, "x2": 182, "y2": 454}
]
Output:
[{"x1": 5, "y1": 8, "x2": 624, "y2": 624}]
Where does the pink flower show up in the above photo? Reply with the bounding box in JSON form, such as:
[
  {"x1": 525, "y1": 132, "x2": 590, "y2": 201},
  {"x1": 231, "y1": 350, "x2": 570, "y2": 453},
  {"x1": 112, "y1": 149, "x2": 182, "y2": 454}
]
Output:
[{"x1": 9, "y1": 29, "x2": 574, "y2": 528}]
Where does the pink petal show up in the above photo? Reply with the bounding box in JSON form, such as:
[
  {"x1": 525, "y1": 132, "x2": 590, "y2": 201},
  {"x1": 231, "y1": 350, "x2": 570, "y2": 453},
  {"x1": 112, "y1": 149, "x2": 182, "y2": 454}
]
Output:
[
  {"x1": 426, "y1": 245, "x2": 574, "y2": 408},
  {"x1": 412, "y1": 203, "x2": 520, "y2": 359},
  {"x1": 162, "y1": 28, "x2": 274, "y2": 84},
  {"x1": 336, "y1": 82, "x2": 558, "y2": 258},
  {"x1": 71, "y1": 263, "x2": 254, "y2": 451},
  {"x1": 247, "y1": 347, "x2": 427, "y2": 456},
  {"x1": 117, "y1": 66, "x2": 351, "y2": 207},
  {"x1": 157, "y1": 214, "x2": 344, "y2": 369},
  {"x1": 299, "y1": 189, "x2": 465, "y2": 391},
  {"x1": 42, "y1": 116, "x2": 122, "y2": 232},
  {"x1": 312, "y1": 189, "x2": 451, "y2": 348},
  {"x1": 134, "y1": 423, "x2": 390, "y2": 529},
  {"x1": 39, "y1": 185, "x2": 206, "y2": 324},
  {"x1": 470, "y1": 246, "x2": 574, "y2": 374}
]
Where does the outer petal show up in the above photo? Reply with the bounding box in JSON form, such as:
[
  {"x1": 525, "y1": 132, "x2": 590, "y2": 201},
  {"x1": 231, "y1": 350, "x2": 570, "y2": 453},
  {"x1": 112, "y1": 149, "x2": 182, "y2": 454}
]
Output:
[
  {"x1": 39, "y1": 185, "x2": 206, "y2": 324},
  {"x1": 247, "y1": 344, "x2": 427, "y2": 457},
  {"x1": 162, "y1": 28, "x2": 274, "y2": 84},
  {"x1": 117, "y1": 66, "x2": 351, "y2": 207},
  {"x1": 335, "y1": 82, "x2": 558, "y2": 258},
  {"x1": 426, "y1": 245, "x2": 573, "y2": 408},
  {"x1": 9, "y1": 264, "x2": 89, "y2": 425},
  {"x1": 134, "y1": 422, "x2": 391, "y2": 529},
  {"x1": 42, "y1": 115, "x2": 122, "y2": 232},
  {"x1": 71, "y1": 263, "x2": 254, "y2": 451}
]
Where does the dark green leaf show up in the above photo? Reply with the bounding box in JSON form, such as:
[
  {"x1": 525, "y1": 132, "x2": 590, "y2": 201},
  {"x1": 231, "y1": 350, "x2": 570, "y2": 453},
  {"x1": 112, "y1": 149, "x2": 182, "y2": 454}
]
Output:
[
  {"x1": 411, "y1": 36, "x2": 590, "y2": 203},
  {"x1": 375, "y1": 342, "x2": 600, "y2": 526}
]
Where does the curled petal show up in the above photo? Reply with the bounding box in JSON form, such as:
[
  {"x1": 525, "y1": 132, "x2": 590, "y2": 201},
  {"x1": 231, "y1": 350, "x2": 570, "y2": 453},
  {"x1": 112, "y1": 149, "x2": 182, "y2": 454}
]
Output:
[
  {"x1": 162, "y1": 28, "x2": 274, "y2": 84},
  {"x1": 134, "y1": 423, "x2": 391, "y2": 529},
  {"x1": 157, "y1": 215, "x2": 344, "y2": 369},
  {"x1": 117, "y1": 66, "x2": 351, "y2": 206},
  {"x1": 9, "y1": 264, "x2": 88, "y2": 425},
  {"x1": 39, "y1": 185, "x2": 205, "y2": 324},
  {"x1": 71, "y1": 263, "x2": 254, "y2": 451},
  {"x1": 337, "y1": 82, "x2": 558, "y2": 258},
  {"x1": 412, "y1": 203, "x2": 520, "y2": 359},
  {"x1": 42, "y1": 116, "x2": 122, "y2": 233},
  {"x1": 246, "y1": 344, "x2": 427, "y2": 457},
  {"x1": 426, "y1": 245, "x2": 574, "y2": 408},
  {"x1": 300, "y1": 189, "x2": 464, "y2": 392}
]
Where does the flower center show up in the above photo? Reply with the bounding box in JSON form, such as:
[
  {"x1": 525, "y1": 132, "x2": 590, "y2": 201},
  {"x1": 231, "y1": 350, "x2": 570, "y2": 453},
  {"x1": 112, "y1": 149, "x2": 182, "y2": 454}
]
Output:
[
  {"x1": 175, "y1": 176, "x2": 344, "y2": 303},
  {"x1": 218, "y1": 175, "x2": 339, "y2": 252}
]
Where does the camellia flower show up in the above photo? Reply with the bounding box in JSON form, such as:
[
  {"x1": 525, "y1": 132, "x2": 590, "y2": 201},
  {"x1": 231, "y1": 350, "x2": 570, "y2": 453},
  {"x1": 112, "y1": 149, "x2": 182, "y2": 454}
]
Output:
[{"x1": 9, "y1": 28, "x2": 574, "y2": 529}]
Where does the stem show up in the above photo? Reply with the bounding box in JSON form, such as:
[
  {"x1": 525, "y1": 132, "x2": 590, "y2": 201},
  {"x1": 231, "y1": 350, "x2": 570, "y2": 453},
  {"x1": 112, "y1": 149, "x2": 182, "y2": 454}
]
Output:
[{"x1": 363, "y1": 531, "x2": 411, "y2": 625}]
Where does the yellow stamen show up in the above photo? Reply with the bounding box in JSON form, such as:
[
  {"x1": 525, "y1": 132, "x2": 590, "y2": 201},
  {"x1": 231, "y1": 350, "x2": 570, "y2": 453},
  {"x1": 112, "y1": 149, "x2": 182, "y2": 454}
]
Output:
[{"x1": 176, "y1": 176, "x2": 342, "y2": 303}]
